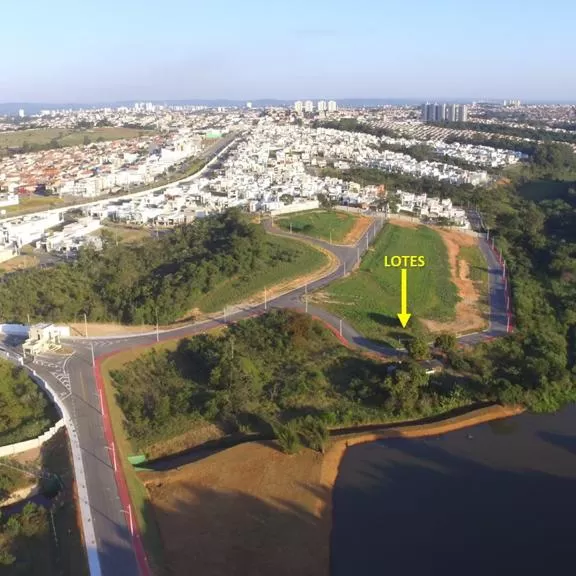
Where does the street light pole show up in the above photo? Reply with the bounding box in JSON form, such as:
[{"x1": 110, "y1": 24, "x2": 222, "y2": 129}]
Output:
[
  {"x1": 84, "y1": 313, "x2": 88, "y2": 338},
  {"x1": 90, "y1": 342, "x2": 95, "y2": 367}
]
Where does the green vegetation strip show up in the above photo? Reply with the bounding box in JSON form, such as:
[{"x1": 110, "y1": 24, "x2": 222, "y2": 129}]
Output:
[
  {"x1": 275, "y1": 210, "x2": 358, "y2": 243},
  {"x1": 321, "y1": 224, "x2": 458, "y2": 347},
  {"x1": 0, "y1": 359, "x2": 58, "y2": 446}
]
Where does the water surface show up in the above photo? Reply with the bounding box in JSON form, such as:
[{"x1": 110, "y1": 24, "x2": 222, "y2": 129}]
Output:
[{"x1": 332, "y1": 405, "x2": 576, "y2": 576}]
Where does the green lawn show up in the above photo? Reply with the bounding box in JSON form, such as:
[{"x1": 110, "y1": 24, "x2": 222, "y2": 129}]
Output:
[
  {"x1": 196, "y1": 235, "x2": 328, "y2": 313},
  {"x1": 320, "y1": 224, "x2": 458, "y2": 347},
  {"x1": 0, "y1": 127, "x2": 151, "y2": 153},
  {"x1": 275, "y1": 210, "x2": 358, "y2": 243}
]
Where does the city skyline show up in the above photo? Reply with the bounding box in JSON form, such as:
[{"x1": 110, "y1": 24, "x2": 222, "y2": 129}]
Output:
[{"x1": 0, "y1": 0, "x2": 574, "y2": 103}]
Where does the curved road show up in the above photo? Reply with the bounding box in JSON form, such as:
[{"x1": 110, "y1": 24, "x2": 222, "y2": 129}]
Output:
[{"x1": 26, "y1": 214, "x2": 508, "y2": 576}]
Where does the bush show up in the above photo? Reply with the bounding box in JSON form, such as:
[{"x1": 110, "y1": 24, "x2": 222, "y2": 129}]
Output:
[
  {"x1": 273, "y1": 422, "x2": 302, "y2": 454},
  {"x1": 296, "y1": 416, "x2": 329, "y2": 454}
]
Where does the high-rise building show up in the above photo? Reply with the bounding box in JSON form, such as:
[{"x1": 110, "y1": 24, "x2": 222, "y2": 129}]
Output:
[
  {"x1": 421, "y1": 103, "x2": 428, "y2": 121},
  {"x1": 327, "y1": 100, "x2": 337, "y2": 112},
  {"x1": 437, "y1": 103, "x2": 447, "y2": 122},
  {"x1": 294, "y1": 100, "x2": 303, "y2": 113},
  {"x1": 18, "y1": 109, "x2": 25, "y2": 118},
  {"x1": 317, "y1": 100, "x2": 327, "y2": 112},
  {"x1": 304, "y1": 100, "x2": 314, "y2": 113},
  {"x1": 421, "y1": 102, "x2": 468, "y2": 123},
  {"x1": 246, "y1": 101, "x2": 253, "y2": 109}
]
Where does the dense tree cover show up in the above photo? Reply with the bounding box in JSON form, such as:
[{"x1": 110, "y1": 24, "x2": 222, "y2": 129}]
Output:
[
  {"x1": 379, "y1": 141, "x2": 499, "y2": 174},
  {"x1": 0, "y1": 360, "x2": 53, "y2": 445},
  {"x1": 314, "y1": 118, "x2": 401, "y2": 139},
  {"x1": 320, "y1": 166, "x2": 476, "y2": 202},
  {"x1": 444, "y1": 133, "x2": 539, "y2": 155},
  {"x1": 431, "y1": 120, "x2": 576, "y2": 144},
  {"x1": 0, "y1": 503, "x2": 52, "y2": 570},
  {"x1": 111, "y1": 310, "x2": 469, "y2": 451},
  {"x1": 447, "y1": 173, "x2": 576, "y2": 410},
  {"x1": 0, "y1": 210, "x2": 303, "y2": 325}
]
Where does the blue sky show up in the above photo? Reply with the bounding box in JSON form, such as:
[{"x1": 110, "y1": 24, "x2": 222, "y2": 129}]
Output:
[{"x1": 1, "y1": 0, "x2": 574, "y2": 102}]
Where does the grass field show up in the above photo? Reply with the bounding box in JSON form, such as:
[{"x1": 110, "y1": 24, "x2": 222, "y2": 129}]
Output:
[
  {"x1": 196, "y1": 235, "x2": 328, "y2": 313},
  {"x1": 0, "y1": 127, "x2": 150, "y2": 153},
  {"x1": 275, "y1": 210, "x2": 358, "y2": 243},
  {"x1": 320, "y1": 224, "x2": 458, "y2": 347}
]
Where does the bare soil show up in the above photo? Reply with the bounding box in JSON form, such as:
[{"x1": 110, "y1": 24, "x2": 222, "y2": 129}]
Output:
[
  {"x1": 420, "y1": 228, "x2": 487, "y2": 335},
  {"x1": 341, "y1": 215, "x2": 372, "y2": 245},
  {"x1": 142, "y1": 442, "x2": 329, "y2": 576},
  {"x1": 142, "y1": 405, "x2": 522, "y2": 576}
]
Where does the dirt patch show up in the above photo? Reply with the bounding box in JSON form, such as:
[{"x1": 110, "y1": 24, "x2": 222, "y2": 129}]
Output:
[
  {"x1": 341, "y1": 215, "x2": 372, "y2": 245},
  {"x1": 141, "y1": 405, "x2": 522, "y2": 576},
  {"x1": 0, "y1": 254, "x2": 40, "y2": 273},
  {"x1": 142, "y1": 442, "x2": 329, "y2": 576},
  {"x1": 145, "y1": 422, "x2": 226, "y2": 461},
  {"x1": 387, "y1": 216, "x2": 420, "y2": 229},
  {"x1": 420, "y1": 228, "x2": 487, "y2": 335}
]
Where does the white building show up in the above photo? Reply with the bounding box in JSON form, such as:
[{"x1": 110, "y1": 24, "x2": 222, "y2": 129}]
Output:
[
  {"x1": 327, "y1": 100, "x2": 337, "y2": 112},
  {"x1": 317, "y1": 100, "x2": 327, "y2": 112},
  {"x1": 294, "y1": 101, "x2": 303, "y2": 114},
  {"x1": 304, "y1": 100, "x2": 314, "y2": 113}
]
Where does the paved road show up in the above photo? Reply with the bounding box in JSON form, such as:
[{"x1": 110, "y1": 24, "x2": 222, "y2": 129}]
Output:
[{"x1": 29, "y1": 214, "x2": 507, "y2": 576}]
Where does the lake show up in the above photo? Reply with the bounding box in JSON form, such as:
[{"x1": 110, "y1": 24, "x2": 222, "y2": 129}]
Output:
[{"x1": 331, "y1": 404, "x2": 576, "y2": 576}]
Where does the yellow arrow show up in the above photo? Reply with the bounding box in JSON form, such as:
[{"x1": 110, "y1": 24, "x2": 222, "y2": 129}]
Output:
[{"x1": 397, "y1": 268, "x2": 412, "y2": 328}]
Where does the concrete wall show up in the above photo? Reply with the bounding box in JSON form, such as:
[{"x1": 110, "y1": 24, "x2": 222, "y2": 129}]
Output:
[
  {"x1": 0, "y1": 419, "x2": 65, "y2": 457},
  {"x1": 270, "y1": 200, "x2": 320, "y2": 216}
]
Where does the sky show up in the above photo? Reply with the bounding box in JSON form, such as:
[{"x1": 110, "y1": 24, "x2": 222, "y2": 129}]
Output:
[{"x1": 1, "y1": 0, "x2": 574, "y2": 103}]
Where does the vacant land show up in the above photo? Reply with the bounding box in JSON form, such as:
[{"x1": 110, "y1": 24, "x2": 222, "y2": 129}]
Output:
[
  {"x1": 276, "y1": 210, "x2": 362, "y2": 243},
  {"x1": 99, "y1": 224, "x2": 152, "y2": 245},
  {"x1": 0, "y1": 126, "x2": 150, "y2": 154},
  {"x1": 318, "y1": 223, "x2": 458, "y2": 347},
  {"x1": 420, "y1": 229, "x2": 488, "y2": 335}
]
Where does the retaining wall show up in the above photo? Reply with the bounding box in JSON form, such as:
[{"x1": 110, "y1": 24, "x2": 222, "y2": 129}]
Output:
[{"x1": 0, "y1": 419, "x2": 65, "y2": 458}]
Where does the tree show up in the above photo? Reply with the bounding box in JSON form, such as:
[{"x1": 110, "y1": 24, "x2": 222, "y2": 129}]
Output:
[
  {"x1": 407, "y1": 337, "x2": 431, "y2": 360},
  {"x1": 434, "y1": 333, "x2": 457, "y2": 353},
  {"x1": 83, "y1": 135, "x2": 92, "y2": 146}
]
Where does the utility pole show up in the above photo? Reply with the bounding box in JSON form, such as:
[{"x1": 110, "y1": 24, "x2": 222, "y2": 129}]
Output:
[
  {"x1": 84, "y1": 313, "x2": 88, "y2": 338},
  {"x1": 27, "y1": 313, "x2": 30, "y2": 326},
  {"x1": 305, "y1": 295, "x2": 308, "y2": 313},
  {"x1": 289, "y1": 222, "x2": 292, "y2": 234},
  {"x1": 343, "y1": 261, "x2": 346, "y2": 276}
]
